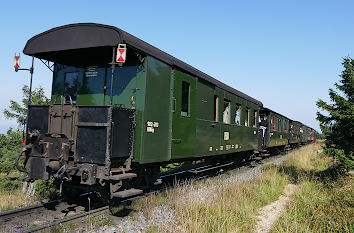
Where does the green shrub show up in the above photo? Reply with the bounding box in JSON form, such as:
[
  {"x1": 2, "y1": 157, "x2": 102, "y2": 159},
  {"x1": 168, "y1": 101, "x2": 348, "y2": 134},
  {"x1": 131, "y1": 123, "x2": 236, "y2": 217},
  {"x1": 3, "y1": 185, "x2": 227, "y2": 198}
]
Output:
[
  {"x1": 35, "y1": 178, "x2": 59, "y2": 200},
  {"x1": 325, "y1": 148, "x2": 354, "y2": 171},
  {"x1": 0, "y1": 128, "x2": 22, "y2": 174},
  {"x1": 0, "y1": 177, "x2": 22, "y2": 192}
]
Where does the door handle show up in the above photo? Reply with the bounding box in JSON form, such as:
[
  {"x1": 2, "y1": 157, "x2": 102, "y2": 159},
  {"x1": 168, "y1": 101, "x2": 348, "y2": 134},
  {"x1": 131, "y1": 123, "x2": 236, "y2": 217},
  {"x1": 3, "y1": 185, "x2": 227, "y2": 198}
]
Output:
[{"x1": 173, "y1": 98, "x2": 176, "y2": 113}]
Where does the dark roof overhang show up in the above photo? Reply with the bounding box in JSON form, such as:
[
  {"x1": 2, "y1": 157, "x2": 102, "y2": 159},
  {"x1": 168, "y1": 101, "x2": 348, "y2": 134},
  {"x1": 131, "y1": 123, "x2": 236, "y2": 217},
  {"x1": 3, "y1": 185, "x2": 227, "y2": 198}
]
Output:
[
  {"x1": 24, "y1": 23, "x2": 263, "y2": 106},
  {"x1": 260, "y1": 107, "x2": 290, "y2": 120}
]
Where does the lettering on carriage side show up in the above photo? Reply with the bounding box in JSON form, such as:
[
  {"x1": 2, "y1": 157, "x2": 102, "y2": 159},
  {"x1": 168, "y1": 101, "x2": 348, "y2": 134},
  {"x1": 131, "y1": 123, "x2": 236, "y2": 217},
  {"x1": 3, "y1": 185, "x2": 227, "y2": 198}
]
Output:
[
  {"x1": 224, "y1": 131, "x2": 230, "y2": 140},
  {"x1": 253, "y1": 130, "x2": 257, "y2": 135},
  {"x1": 232, "y1": 144, "x2": 235, "y2": 149},
  {"x1": 235, "y1": 144, "x2": 239, "y2": 149},
  {"x1": 209, "y1": 146, "x2": 213, "y2": 152},
  {"x1": 146, "y1": 121, "x2": 159, "y2": 133},
  {"x1": 220, "y1": 145, "x2": 224, "y2": 151},
  {"x1": 85, "y1": 67, "x2": 98, "y2": 77},
  {"x1": 147, "y1": 127, "x2": 154, "y2": 133}
]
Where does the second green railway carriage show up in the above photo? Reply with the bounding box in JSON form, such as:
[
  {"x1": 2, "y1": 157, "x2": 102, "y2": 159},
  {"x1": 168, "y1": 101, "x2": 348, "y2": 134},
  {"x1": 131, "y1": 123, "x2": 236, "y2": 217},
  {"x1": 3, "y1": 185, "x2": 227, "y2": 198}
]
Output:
[{"x1": 259, "y1": 108, "x2": 290, "y2": 151}]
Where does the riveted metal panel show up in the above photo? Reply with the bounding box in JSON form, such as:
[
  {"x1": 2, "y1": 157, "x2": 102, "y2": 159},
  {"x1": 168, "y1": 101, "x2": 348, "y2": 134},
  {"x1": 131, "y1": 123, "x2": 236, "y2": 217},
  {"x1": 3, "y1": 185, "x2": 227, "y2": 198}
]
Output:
[
  {"x1": 111, "y1": 108, "x2": 136, "y2": 159},
  {"x1": 76, "y1": 126, "x2": 107, "y2": 164},
  {"x1": 27, "y1": 105, "x2": 49, "y2": 135}
]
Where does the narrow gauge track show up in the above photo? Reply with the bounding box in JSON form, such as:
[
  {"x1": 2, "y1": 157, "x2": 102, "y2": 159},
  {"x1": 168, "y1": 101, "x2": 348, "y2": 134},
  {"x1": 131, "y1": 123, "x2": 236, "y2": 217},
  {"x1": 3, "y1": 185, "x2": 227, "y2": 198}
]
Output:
[
  {"x1": 0, "y1": 199, "x2": 61, "y2": 224},
  {"x1": 1, "y1": 146, "x2": 300, "y2": 233}
]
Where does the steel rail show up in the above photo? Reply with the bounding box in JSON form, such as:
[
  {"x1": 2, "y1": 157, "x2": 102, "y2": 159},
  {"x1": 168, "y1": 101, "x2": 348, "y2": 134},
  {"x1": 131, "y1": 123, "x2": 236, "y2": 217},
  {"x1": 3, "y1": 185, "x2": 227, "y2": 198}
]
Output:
[
  {"x1": 20, "y1": 206, "x2": 109, "y2": 233},
  {"x1": 0, "y1": 199, "x2": 62, "y2": 223}
]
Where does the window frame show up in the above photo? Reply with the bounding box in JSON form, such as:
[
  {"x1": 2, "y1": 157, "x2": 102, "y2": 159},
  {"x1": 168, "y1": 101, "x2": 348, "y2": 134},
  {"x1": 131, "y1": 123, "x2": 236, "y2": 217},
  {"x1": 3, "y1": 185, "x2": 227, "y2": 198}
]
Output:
[
  {"x1": 214, "y1": 95, "x2": 219, "y2": 122},
  {"x1": 235, "y1": 104, "x2": 241, "y2": 126},
  {"x1": 271, "y1": 116, "x2": 275, "y2": 131},
  {"x1": 181, "y1": 81, "x2": 190, "y2": 117},
  {"x1": 253, "y1": 110, "x2": 257, "y2": 128},
  {"x1": 64, "y1": 72, "x2": 79, "y2": 104},
  {"x1": 245, "y1": 107, "x2": 250, "y2": 127},
  {"x1": 223, "y1": 99, "x2": 231, "y2": 124}
]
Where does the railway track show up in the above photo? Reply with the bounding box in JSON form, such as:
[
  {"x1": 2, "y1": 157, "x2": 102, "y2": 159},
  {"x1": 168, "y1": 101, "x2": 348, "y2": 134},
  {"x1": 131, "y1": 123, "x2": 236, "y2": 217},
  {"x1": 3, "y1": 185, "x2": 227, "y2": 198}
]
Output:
[
  {"x1": 0, "y1": 199, "x2": 61, "y2": 224},
  {"x1": 0, "y1": 146, "x2": 298, "y2": 232}
]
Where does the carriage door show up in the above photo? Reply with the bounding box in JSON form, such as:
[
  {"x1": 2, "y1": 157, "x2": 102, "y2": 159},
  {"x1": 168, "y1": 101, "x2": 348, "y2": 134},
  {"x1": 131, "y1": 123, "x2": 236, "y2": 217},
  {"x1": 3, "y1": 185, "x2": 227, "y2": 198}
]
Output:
[{"x1": 171, "y1": 70, "x2": 196, "y2": 159}]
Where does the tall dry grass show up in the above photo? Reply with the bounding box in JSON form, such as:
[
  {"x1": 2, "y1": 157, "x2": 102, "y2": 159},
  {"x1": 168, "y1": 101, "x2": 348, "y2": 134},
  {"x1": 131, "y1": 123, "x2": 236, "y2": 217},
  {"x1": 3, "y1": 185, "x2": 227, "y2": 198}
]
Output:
[
  {"x1": 283, "y1": 143, "x2": 333, "y2": 172},
  {"x1": 135, "y1": 167, "x2": 289, "y2": 233},
  {"x1": 271, "y1": 142, "x2": 353, "y2": 232},
  {"x1": 0, "y1": 172, "x2": 37, "y2": 211},
  {"x1": 0, "y1": 189, "x2": 36, "y2": 211},
  {"x1": 129, "y1": 143, "x2": 352, "y2": 232}
]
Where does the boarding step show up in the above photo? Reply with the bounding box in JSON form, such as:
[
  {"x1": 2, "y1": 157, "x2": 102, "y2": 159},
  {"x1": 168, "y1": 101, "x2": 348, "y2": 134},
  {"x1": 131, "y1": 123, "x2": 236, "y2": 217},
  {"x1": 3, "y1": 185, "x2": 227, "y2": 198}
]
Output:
[
  {"x1": 253, "y1": 150, "x2": 260, "y2": 154},
  {"x1": 112, "y1": 188, "x2": 143, "y2": 198},
  {"x1": 109, "y1": 173, "x2": 137, "y2": 181},
  {"x1": 254, "y1": 157, "x2": 262, "y2": 161},
  {"x1": 260, "y1": 153, "x2": 270, "y2": 157}
]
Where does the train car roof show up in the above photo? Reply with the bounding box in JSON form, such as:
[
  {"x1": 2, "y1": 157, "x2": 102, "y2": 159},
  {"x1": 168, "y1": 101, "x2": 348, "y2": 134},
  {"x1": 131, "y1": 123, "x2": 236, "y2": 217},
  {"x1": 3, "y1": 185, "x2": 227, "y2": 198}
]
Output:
[
  {"x1": 23, "y1": 23, "x2": 263, "y2": 106},
  {"x1": 260, "y1": 107, "x2": 290, "y2": 120}
]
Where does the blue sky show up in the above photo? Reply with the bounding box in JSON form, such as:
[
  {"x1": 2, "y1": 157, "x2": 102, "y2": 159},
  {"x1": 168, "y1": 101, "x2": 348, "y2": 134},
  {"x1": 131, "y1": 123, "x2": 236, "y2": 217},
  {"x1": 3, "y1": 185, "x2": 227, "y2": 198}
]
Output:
[{"x1": 0, "y1": 0, "x2": 353, "y2": 133}]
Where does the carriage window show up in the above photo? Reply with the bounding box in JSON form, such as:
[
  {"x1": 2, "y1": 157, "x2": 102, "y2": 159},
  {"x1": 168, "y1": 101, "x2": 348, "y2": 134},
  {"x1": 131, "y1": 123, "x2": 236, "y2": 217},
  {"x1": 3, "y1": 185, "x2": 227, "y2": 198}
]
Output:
[
  {"x1": 245, "y1": 108, "x2": 250, "y2": 127},
  {"x1": 235, "y1": 104, "x2": 241, "y2": 125},
  {"x1": 253, "y1": 110, "x2": 257, "y2": 128},
  {"x1": 214, "y1": 95, "x2": 219, "y2": 122},
  {"x1": 286, "y1": 120, "x2": 289, "y2": 132},
  {"x1": 271, "y1": 116, "x2": 275, "y2": 131},
  {"x1": 64, "y1": 72, "x2": 78, "y2": 103},
  {"x1": 181, "y1": 81, "x2": 190, "y2": 117},
  {"x1": 278, "y1": 118, "x2": 281, "y2": 131},
  {"x1": 223, "y1": 99, "x2": 231, "y2": 124}
]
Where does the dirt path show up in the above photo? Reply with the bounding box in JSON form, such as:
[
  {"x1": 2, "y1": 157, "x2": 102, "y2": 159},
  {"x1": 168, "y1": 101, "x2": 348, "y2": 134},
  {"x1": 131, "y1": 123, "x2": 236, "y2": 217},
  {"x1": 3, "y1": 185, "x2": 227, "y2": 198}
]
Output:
[{"x1": 254, "y1": 184, "x2": 297, "y2": 233}]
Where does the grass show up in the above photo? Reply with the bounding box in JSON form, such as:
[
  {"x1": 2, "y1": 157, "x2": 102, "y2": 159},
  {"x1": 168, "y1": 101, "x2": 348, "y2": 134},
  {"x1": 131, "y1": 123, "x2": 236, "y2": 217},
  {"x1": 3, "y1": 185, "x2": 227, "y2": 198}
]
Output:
[
  {"x1": 50, "y1": 222, "x2": 77, "y2": 233},
  {"x1": 133, "y1": 142, "x2": 352, "y2": 233},
  {"x1": 271, "y1": 143, "x2": 353, "y2": 232},
  {"x1": 85, "y1": 213, "x2": 114, "y2": 228},
  {"x1": 134, "y1": 165, "x2": 289, "y2": 232},
  {"x1": 0, "y1": 171, "x2": 37, "y2": 211},
  {"x1": 0, "y1": 171, "x2": 58, "y2": 211},
  {"x1": 49, "y1": 213, "x2": 114, "y2": 233},
  {"x1": 174, "y1": 169, "x2": 288, "y2": 233}
]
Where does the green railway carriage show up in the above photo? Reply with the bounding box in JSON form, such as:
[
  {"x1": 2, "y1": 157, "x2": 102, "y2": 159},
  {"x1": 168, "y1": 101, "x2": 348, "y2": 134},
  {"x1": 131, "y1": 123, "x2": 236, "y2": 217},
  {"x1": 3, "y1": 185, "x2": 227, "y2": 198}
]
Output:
[
  {"x1": 259, "y1": 108, "x2": 290, "y2": 150},
  {"x1": 289, "y1": 120, "x2": 302, "y2": 145},
  {"x1": 20, "y1": 23, "x2": 263, "y2": 200},
  {"x1": 301, "y1": 125, "x2": 315, "y2": 143}
]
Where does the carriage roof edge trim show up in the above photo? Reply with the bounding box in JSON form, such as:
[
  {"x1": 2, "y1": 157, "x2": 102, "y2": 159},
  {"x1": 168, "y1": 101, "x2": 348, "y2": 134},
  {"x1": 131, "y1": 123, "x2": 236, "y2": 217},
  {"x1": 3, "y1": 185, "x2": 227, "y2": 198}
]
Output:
[
  {"x1": 23, "y1": 23, "x2": 263, "y2": 107},
  {"x1": 260, "y1": 107, "x2": 291, "y2": 120}
]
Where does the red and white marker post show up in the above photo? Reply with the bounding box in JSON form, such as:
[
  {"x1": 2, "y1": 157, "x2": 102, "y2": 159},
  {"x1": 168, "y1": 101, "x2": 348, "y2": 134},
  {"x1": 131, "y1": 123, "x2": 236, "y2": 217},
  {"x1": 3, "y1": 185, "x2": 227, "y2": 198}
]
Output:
[
  {"x1": 14, "y1": 53, "x2": 20, "y2": 72},
  {"x1": 116, "y1": 44, "x2": 127, "y2": 63}
]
